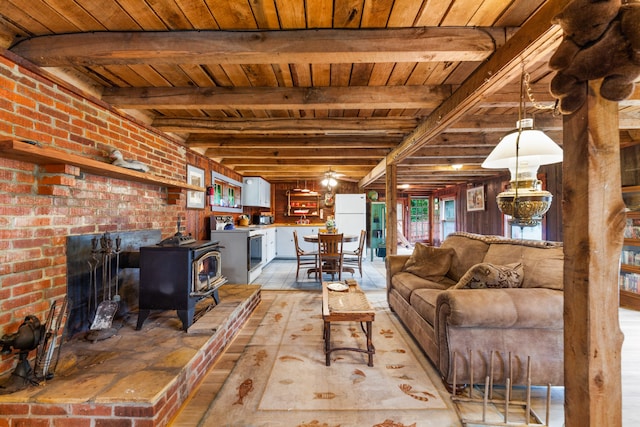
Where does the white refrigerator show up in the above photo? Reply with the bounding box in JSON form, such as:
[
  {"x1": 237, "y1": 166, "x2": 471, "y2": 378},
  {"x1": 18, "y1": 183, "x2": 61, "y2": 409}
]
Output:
[{"x1": 334, "y1": 193, "x2": 367, "y2": 253}]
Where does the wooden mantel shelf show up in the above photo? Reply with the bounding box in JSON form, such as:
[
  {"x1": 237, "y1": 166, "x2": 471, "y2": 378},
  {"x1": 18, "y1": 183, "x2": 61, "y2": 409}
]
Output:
[{"x1": 0, "y1": 139, "x2": 204, "y2": 192}]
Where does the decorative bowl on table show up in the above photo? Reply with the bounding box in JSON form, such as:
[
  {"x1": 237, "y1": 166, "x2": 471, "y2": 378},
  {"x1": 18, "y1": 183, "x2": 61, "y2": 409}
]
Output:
[{"x1": 327, "y1": 282, "x2": 348, "y2": 292}]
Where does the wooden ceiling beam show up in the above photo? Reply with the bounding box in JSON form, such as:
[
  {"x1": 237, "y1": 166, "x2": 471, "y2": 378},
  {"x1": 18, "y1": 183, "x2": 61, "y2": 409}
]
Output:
[
  {"x1": 448, "y1": 114, "x2": 639, "y2": 132},
  {"x1": 447, "y1": 113, "x2": 562, "y2": 132},
  {"x1": 153, "y1": 117, "x2": 418, "y2": 135},
  {"x1": 11, "y1": 28, "x2": 504, "y2": 66},
  {"x1": 478, "y1": 85, "x2": 640, "y2": 108},
  {"x1": 359, "y1": 0, "x2": 572, "y2": 187},
  {"x1": 220, "y1": 158, "x2": 379, "y2": 166},
  {"x1": 401, "y1": 158, "x2": 487, "y2": 166},
  {"x1": 408, "y1": 146, "x2": 495, "y2": 157},
  {"x1": 103, "y1": 85, "x2": 452, "y2": 110},
  {"x1": 186, "y1": 135, "x2": 401, "y2": 148},
  {"x1": 206, "y1": 147, "x2": 390, "y2": 158}
]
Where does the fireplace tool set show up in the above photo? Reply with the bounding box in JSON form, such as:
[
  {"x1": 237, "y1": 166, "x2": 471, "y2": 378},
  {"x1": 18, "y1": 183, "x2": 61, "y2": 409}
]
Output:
[
  {"x1": 86, "y1": 232, "x2": 122, "y2": 342},
  {"x1": 0, "y1": 297, "x2": 68, "y2": 394}
]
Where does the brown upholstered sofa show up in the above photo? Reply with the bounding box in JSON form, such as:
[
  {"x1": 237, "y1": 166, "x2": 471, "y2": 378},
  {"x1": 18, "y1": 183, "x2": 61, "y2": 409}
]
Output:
[{"x1": 386, "y1": 232, "x2": 564, "y2": 388}]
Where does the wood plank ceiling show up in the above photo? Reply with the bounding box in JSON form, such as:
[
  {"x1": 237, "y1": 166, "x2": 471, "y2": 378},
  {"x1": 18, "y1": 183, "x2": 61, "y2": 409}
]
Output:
[{"x1": 1, "y1": 0, "x2": 639, "y2": 192}]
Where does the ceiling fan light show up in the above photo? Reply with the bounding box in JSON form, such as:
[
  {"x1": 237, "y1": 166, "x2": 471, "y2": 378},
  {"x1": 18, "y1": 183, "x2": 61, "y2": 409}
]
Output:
[{"x1": 321, "y1": 169, "x2": 338, "y2": 188}]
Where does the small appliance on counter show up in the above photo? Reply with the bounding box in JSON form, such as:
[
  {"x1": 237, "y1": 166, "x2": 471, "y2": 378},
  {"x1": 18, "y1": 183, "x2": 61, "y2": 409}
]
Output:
[{"x1": 253, "y1": 212, "x2": 274, "y2": 225}]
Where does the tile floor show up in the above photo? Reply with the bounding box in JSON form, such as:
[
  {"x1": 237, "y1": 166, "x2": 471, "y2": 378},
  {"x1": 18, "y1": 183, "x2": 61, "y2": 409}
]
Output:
[{"x1": 256, "y1": 253, "x2": 390, "y2": 292}]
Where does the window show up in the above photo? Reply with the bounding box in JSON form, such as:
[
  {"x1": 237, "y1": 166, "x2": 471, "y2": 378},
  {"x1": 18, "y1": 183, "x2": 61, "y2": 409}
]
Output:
[
  {"x1": 409, "y1": 197, "x2": 429, "y2": 242},
  {"x1": 441, "y1": 198, "x2": 456, "y2": 240},
  {"x1": 504, "y1": 216, "x2": 543, "y2": 240}
]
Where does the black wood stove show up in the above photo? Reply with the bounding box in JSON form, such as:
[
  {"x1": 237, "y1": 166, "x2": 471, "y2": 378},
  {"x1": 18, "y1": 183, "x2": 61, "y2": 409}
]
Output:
[{"x1": 137, "y1": 234, "x2": 226, "y2": 331}]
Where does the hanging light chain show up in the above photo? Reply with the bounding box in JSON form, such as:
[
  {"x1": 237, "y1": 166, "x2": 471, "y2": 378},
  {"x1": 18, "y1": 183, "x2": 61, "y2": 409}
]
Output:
[{"x1": 523, "y1": 72, "x2": 556, "y2": 111}]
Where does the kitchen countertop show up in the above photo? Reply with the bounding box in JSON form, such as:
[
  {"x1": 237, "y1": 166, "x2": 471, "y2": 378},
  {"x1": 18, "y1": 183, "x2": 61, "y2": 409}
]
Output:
[{"x1": 214, "y1": 224, "x2": 323, "y2": 232}]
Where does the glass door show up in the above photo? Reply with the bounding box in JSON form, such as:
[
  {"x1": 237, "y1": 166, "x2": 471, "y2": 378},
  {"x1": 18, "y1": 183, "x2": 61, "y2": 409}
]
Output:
[
  {"x1": 441, "y1": 198, "x2": 456, "y2": 240},
  {"x1": 409, "y1": 197, "x2": 429, "y2": 243}
]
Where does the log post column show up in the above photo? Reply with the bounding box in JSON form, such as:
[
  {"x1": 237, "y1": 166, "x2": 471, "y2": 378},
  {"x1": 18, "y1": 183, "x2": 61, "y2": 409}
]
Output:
[
  {"x1": 563, "y1": 80, "x2": 625, "y2": 427},
  {"x1": 385, "y1": 163, "x2": 397, "y2": 256}
]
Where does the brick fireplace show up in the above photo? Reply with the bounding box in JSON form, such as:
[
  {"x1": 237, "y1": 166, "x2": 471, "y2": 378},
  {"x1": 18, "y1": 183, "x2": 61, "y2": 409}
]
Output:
[{"x1": 0, "y1": 285, "x2": 260, "y2": 426}]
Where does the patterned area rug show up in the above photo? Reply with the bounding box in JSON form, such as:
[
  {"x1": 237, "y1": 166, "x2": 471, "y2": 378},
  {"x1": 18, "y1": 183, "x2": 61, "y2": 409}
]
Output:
[{"x1": 199, "y1": 291, "x2": 461, "y2": 427}]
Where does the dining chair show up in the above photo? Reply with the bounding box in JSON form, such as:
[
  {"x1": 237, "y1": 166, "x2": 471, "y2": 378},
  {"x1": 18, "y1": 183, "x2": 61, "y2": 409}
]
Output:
[
  {"x1": 293, "y1": 230, "x2": 318, "y2": 280},
  {"x1": 343, "y1": 229, "x2": 366, "y2": 277},
  {"x1": 318, "y1": 233, "x2": 344, "y2": 281}
]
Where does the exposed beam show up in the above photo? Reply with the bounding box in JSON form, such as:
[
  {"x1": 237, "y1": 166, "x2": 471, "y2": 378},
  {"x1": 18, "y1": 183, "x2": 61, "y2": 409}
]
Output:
[
  {"x1": 206, "y1": 147, "x2": 390, "y2": 158},
  {"x1": 186, "y1": 135, "x2": 401, "y2": 148},
  {"x1": 153, "y1": 117, "x2": 419, "y2": 135},
  {"x1": 447, "y1": 113, "x2": 562, "y2": 132},
  {"x1": 447, "y1": 113, "x2": 640, "y2": 132},
  {"x1": 221, "y1": 158, "x2": 379, "y2": 166},
  {"x1": 359, "y1": 0, "x2": 571, "y2": 187},
  {"x1": 103, "y1": 85, "x2": 452, "y2": 110},
  {"x1": 408, "y1": 146, "x2": 495, "y2": 157},
  {"x1": 11, "y1": 28, "x2": 504, "y2": 66},
  {"x1": 401, "y1": 158, "x2": 488, "y2": 165}
]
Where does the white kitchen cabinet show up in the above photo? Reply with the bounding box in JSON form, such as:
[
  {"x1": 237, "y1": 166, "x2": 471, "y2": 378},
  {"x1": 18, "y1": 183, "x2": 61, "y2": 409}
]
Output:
[
  {"x1": 275, "y1": 226, "x2": 318, "y2": 259},
  {"x1": 242, "y1": 177, "x2": 271, "y2": 208},
  {"x1": 265, "y1": 227, "x2": 276, "y2": 264}
]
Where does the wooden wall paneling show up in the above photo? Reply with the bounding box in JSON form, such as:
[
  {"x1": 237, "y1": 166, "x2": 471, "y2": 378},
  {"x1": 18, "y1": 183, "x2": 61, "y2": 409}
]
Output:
[
  {"x1": 621, "y1": 144, "x2": 640, "y2": 186},
  {"x1": 541, "y1": 163, "x2": 563, "y2": 242}
]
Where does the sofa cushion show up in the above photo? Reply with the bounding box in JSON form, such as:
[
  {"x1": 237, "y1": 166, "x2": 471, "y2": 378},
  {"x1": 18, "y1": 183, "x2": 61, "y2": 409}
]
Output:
[
  {"x1": 440, "y1": 234, "x2": 492, "y2": 282},
  {"x1": 409, "y1": 288, "x2": 443, "y2": 327},
  {"x1": 391, "y1": 272, "x2": 454, "y2": 301},
  {"x1": 454, "y1": 262, "x2": 524, "y2": 289},
  {"x1": 402, "y1": 243, "x2": 454, "y2": 282},
  {"x1": 483, "y1": 243, "x2": 564, "y2": 290}
]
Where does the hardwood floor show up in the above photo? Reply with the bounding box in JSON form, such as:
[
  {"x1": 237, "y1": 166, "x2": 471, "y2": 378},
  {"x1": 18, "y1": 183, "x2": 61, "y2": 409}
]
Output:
[
  {"x1": 171, "y1": 253, "x2": 640, "y2": 426},
  {"x1": 620, "y1": 308, "x2": 640, "y2": 426}
]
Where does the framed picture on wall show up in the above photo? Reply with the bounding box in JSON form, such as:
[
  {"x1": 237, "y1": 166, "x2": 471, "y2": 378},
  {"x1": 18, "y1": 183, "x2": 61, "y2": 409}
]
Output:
[
  {"x1": 466, "y1": 186, "x2": 485, "y2": 211},
  {"x1": 186, "y1": 165, "x2": 205, "y2": 209}
]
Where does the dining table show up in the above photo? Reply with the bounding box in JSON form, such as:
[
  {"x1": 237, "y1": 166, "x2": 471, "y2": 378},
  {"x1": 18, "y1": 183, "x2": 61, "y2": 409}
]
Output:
[
  {"x1": 303, "y1": 233, "x2": 359, "y2": 277},
  {"x1": 302, "y1": 234, "x2": 360, "y2": 244}
]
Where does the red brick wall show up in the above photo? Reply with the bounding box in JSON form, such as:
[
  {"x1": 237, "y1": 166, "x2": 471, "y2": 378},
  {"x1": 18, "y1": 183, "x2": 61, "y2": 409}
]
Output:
[{"x1": 0, "y1": 52, "x2": 240, "y2": 377}]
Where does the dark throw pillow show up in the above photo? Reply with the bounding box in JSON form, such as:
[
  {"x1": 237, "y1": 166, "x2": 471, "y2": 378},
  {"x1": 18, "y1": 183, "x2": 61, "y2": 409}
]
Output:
[
  {"x1": 402, "y1": 243, "x2": 455, "y2": 282},
  {"x1": 454, "y1": 262, "x2": 524, "y2": 289}
]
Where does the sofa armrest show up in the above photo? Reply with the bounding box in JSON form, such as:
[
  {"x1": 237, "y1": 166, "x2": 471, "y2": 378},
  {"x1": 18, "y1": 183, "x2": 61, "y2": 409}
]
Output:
[
  {"x1": 387, "y1": 254, "x2": 410, "y2": 276},
  {"x1": 386, "y1": 254, "x2": 410, "y2": 292},
  {"x1": 436, "y1": 288, "x2": 564, "y2": 387},
  {"x1": 436, "y1": 288, "x2": 563, "y2": 329}
]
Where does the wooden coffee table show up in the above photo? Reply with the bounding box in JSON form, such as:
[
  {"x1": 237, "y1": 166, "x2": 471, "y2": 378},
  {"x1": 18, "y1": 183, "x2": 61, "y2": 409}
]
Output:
[{"x1": 322, "y1": 279, "x2": 375, "y2": 366}]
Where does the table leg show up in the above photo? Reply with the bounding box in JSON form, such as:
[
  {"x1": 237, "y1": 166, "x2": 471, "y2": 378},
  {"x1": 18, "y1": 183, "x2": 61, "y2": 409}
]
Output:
[
  {"x1": 324, "y1": 320, "x2": 331, "y2": 366},
  {"x1": 365, "y1": 321, "x2": 374, "y2": 367}
]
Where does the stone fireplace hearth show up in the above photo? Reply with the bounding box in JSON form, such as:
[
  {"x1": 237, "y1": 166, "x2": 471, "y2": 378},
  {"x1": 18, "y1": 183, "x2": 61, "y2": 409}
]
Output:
[{"x1": 0, "y1": 285, "x2": 260, "y2": 426}]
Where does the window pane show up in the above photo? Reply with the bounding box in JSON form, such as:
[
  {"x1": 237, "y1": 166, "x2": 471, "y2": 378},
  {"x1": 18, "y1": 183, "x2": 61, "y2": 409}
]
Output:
[{"x1": 409, "y1": 198, "x2": 429, "y2": 242}]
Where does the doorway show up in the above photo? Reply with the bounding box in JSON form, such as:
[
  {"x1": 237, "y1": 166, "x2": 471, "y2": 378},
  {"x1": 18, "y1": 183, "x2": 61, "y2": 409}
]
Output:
[
  {"x1": 441, "y1": 197, "x2": 456, "y2": 240},
  {"x1": 408, "y1": 197, "x2": 429, "y2": 243}
]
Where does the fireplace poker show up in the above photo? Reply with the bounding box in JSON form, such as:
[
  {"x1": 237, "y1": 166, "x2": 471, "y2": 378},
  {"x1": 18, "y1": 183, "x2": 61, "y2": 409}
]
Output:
[
  {"x1": 113, "y1": 235, "x2": 121, "y2": 303},
  {"x1": 88, "y1": 237, "x2": 100, "y2": 319}
]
